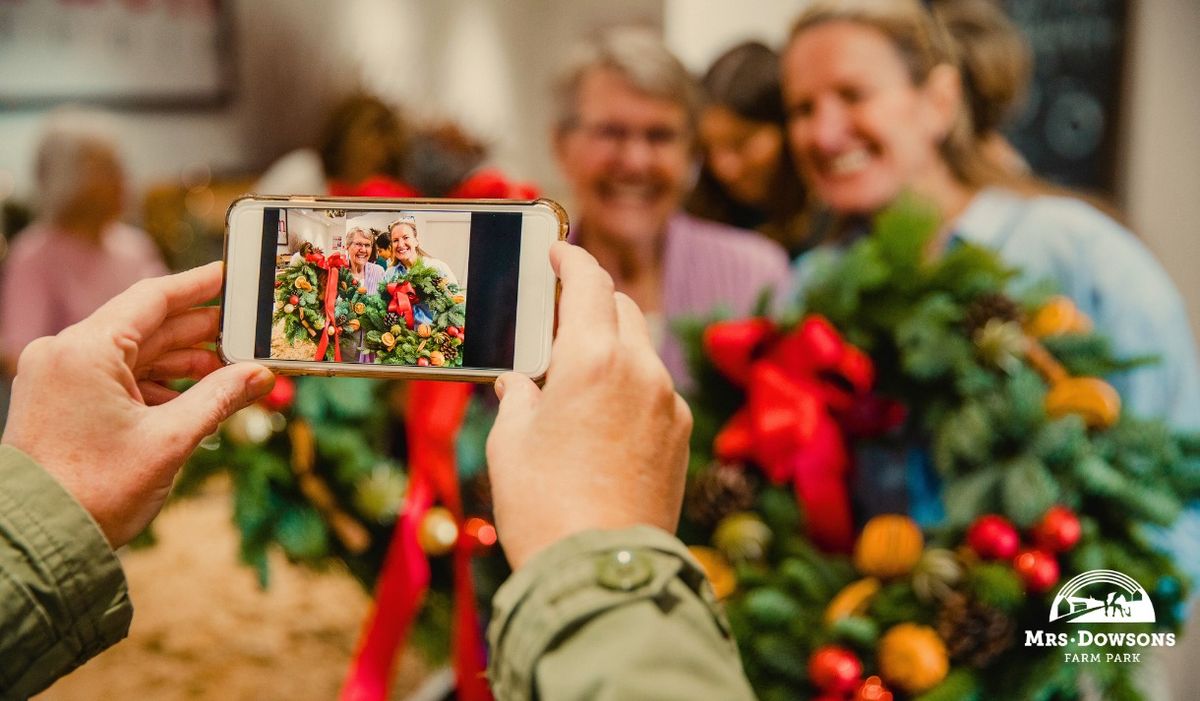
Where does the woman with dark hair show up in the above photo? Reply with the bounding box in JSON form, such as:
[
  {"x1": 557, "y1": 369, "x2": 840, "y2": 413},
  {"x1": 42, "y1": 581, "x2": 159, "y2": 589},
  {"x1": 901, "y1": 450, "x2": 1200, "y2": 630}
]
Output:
[
  {"x1": 373, "y1": 229, "x2": 393, "y2": 269},
  {"x1": 686, "y1": 41, "x2": 816, "y2": 258}
]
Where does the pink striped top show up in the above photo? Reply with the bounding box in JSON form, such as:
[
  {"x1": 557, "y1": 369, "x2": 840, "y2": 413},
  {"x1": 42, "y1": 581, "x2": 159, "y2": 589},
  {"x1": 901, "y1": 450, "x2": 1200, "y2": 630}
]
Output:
[{"x1": 570, "y1": 212, "x2": 792, "y2": 390}]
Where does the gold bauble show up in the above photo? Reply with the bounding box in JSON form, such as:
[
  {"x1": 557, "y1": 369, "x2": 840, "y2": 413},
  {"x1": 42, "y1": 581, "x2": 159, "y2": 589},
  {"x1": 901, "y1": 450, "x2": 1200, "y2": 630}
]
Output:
[
  {"x1": 1044, "y1": 376, "x2": 1121, "y2": 429},
  {"x1": 824, "y1": 577, "x2": 881, "y2": 625},
  {"x1": 713, "y1": 512, "x2": 773, "y2": 562},
  {"x1": 877, "y1": 623, "x2": 949, "y2": 694},
  {"x1": 224, "y1": 405, "x2": 275, "y2": 445},
  {"x1": 688, "y1": 546, "x2": 737, "y2": 600},
  {"x1": 418, "y1": 507, "x2": 458, "y2": 556},
  {"x1": 853, "y1": 514, "x2": 924, "y2": 579},
  {"x1": 1027, "y1": 295, "x2": 1093, "y2": 337},
  {"x1": 912, "y1": 548, "x2": 964, "y2": 603}
]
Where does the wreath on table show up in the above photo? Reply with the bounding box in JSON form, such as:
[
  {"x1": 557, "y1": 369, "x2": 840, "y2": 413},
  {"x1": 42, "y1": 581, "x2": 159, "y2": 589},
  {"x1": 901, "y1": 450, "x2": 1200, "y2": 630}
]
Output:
[
  {"x1": 359, "y1": 260, "x2": 467, "y2": 367},
  {"x1": 272, "y1": 243, "x2": 372, "y2": 361}
]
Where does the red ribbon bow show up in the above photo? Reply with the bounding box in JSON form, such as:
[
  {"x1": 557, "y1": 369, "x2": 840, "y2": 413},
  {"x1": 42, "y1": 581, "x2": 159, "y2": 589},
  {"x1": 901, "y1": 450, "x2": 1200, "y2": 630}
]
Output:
[
  {"x1": 386, "y1": 281, "x2": 418, "y2": 330},
  {"x1": 313, "y1": 252, "x2": 349, "y2": 362},
  {"x1": 704, "y1": 315, "x2": 878, "y2": 553},
  {"x1": 341, "y1": 382, "x2": 490, "y2": 701}
]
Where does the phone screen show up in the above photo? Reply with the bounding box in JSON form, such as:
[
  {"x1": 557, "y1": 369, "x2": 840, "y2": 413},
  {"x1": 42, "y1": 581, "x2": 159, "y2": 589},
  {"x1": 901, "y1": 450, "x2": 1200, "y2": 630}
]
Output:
[{"x1": 254, "y1": 207, "x2": 521, "y2": 370}]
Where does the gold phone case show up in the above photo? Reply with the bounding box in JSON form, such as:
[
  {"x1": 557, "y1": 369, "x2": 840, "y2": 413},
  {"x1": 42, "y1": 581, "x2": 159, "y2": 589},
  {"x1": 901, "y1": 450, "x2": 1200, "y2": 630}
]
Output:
[{"x1": 217, "y1": 195, "x2": 567, "y2": 383}]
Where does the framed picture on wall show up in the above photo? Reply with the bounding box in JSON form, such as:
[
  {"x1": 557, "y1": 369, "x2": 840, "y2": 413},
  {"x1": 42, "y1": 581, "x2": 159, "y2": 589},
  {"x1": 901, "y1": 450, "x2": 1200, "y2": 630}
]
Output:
[{"x1": 0, "y1": 0, "x2": 233, "y2": 109}]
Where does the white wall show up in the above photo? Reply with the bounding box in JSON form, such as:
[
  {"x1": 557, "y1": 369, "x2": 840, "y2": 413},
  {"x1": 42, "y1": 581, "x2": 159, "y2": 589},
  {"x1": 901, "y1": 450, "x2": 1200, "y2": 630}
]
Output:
[
  {"x1": 664, "y1": 0, "x2": 799, "y2": 73},
  {"x1": 0, "y1": 0, "x2": 661, "y2": 223},
  {"x1": 1121, "y1": 0, "x2": 1200, "y2": 340}
]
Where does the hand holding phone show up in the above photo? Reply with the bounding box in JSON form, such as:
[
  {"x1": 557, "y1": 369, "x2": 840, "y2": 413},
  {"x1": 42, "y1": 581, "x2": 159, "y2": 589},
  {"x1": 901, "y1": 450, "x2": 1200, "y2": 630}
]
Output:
[
  {"x1": 486, "y1": 242, "x2": 693, "y2": 569},
  {"x1": 220, "y1": 197, "x2": 566, "y2": 381}
]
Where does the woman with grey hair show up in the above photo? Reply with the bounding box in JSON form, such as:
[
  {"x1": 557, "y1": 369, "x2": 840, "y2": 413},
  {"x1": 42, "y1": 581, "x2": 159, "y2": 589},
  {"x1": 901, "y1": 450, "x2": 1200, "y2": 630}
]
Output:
[
  {"x1": 552, "y1": 26, "x2": 791, "y2": 390},
  {"x1": 344, "y1": 226, "x2": 386, "y2": 362},
  {"x1": 0, "y1": 109, "x2": 165, "y2": 375}
]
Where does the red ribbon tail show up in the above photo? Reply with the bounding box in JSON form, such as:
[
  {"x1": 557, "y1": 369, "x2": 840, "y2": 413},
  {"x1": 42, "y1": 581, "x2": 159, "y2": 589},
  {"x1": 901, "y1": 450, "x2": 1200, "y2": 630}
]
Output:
[
  {"x1": 453, "y1": 535, "x2": 493, "y2": 701},
  {"x1": 790, "y1": 416, "x2": 855, "y2": 553},
  {"x1": 316, "y1": 264, "x2": 342, "y2": 361},
  {"x1": 314, "y1": 330, "x2": 330, "y2": 361},
  {"x1": 339, "y1": 479, "x2": 432, "y2": 701},
  {"x1": 342, "y1": 381, "x2": 478, "y2": 701}
]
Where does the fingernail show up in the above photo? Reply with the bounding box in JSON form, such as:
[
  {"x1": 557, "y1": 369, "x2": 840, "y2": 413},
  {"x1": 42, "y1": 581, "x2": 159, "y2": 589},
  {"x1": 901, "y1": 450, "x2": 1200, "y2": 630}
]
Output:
[
  {"x1": 248, "y1": 367, "x2": 275, "y2": 399},
  {"x1": 494, "y1": 376, "x2": 506, "y2": 400}
]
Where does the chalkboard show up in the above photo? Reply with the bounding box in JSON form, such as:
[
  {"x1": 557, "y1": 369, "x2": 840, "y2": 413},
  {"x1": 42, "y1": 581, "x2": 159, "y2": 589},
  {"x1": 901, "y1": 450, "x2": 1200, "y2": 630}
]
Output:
[{"x1": 1002, "y1": 0, "x2": 1128, "y2": 196}]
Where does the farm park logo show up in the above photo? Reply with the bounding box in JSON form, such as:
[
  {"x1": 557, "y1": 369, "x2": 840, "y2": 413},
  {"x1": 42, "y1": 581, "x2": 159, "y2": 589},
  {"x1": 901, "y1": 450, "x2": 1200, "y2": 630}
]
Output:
[
  {"x1": 1049, "y1": 569, "x2": 1155, "y2": 624},
  {"x1": 1024, "y1": 569, "x2": 1175, "y2": 663}
]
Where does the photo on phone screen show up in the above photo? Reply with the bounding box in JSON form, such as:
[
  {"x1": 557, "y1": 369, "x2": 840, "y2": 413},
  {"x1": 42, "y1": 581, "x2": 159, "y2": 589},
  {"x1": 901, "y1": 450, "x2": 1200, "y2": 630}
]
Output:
[{"x1": 254, "y1": 207, "x2": 521, "y2": 370}]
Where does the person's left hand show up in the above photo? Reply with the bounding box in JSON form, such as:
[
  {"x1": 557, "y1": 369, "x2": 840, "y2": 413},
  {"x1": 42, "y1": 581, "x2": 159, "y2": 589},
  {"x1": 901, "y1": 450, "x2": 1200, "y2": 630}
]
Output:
[{"x1": 1, "y1": 262, "x2": 275, "y2": 548}]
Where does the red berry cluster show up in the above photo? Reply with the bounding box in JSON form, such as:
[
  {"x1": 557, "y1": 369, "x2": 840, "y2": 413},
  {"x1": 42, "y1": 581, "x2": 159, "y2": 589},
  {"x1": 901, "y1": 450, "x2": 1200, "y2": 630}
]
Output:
[
  {"x1": 965, "y1": 507, "x2": 1081, "y2": 593},
  {"x1": 808, "y1": 646, "x2": 894, "y2": 700}
]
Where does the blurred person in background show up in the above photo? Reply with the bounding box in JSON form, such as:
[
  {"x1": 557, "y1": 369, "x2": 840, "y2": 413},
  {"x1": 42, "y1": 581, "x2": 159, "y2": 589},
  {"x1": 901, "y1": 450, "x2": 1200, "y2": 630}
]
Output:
[
  {"x1": 553, "y1": 26, "x2": 791, "y2": 390},
  {"x1": 373, "y1": 229, "x2": 393, "y2": 269},
  {"x1": 255, "y1": 93, "x2": 417, "y2": 198},
  {"x1": 0, "y1": 109, "x2": 167, "y2": 377},
  {"x1": 930, "y1": 0, "x2": 1032, "y2": 177},
  {"x1": 686, "y1": 41, "x2": 818, "y2": 258}
]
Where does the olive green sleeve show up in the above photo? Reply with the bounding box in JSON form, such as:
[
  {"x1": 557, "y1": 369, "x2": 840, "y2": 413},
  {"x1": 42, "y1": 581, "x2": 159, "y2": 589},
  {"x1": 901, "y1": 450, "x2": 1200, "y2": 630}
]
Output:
[
  {"x1": 487, "y1": 526, "x2": 756, "y2": 701},
  {"x1": 0, "y1": 445, "x2": 132, "y2": 698}
]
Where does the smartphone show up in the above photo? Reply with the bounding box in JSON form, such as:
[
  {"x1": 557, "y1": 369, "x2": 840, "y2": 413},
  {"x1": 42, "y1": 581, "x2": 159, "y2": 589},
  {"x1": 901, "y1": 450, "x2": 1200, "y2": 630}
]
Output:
[{"x1": 219, "y1": 196, "x2": 566, "y2": 381}]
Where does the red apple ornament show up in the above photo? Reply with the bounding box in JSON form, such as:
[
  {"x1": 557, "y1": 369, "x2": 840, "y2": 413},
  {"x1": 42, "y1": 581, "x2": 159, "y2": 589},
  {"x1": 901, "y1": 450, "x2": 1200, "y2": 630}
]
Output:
[
  {"x1": 966, "y1": 514, "x2": 1020, "y2": 560},
  {"x1": 1033, "y1": 506, "x2": 1081, "y2": 553},
  {"x1": 261, "y1": 375, "x2": 295, "y2": 412},
  {"x1": 808, "y1": 645, "x2": 863, "y2": 694},
  {"x1": 1014, "y1": 548, "x2": 1060, "y2": 593}
]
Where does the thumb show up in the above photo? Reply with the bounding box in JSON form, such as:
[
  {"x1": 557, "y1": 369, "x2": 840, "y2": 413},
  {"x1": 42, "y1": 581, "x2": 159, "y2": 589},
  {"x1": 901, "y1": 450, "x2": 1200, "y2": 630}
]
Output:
[
  {"x1": 152, "y1": 363, "x2": 275, "y2": 449},
  {"x1": 493, "y1": 372, "x2": 540, "y2": 425}
]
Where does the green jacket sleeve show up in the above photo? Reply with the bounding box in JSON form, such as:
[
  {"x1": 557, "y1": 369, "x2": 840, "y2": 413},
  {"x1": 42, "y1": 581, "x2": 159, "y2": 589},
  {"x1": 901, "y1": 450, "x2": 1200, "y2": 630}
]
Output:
[
  {"x1": 487, "y1": 526, "x2": 756, "y2": 701},
  {"x1": 0, "y1": 445, "x2": 132, "y2": 699}
]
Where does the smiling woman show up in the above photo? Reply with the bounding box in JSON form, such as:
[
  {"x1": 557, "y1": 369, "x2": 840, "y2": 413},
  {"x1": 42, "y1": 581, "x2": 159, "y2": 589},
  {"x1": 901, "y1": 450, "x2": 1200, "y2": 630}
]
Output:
[{"x1": 551, "y1": 26, "x2": 792, "y2": 389}]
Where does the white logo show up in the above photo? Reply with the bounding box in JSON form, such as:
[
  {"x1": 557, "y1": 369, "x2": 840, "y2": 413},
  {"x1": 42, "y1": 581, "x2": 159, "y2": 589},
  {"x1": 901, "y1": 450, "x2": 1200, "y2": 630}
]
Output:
[{"x1": 1049, "y1": 569, "x2": 1155, "y2": 624}]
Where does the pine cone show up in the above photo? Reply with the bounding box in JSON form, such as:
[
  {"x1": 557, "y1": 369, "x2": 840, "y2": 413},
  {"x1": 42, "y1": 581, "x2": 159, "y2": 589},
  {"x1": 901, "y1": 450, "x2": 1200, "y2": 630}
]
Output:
[
  {"x1": 384, "y1": 312, "x2": 402, "y2": 328},
  {"x1": 440, "y1": 343, "x2": 459, "y2": 362},
  {"x1": 685, "y1": 463, "x2": 757, "y2": 526},
  {"x1": 935, "y1": 593, "x2": 1015, "y2": 668},
  {"x1": 963, "y1": 293, "x2": 1022, "y2": 339},
  {"x1": 336, "y1": 314, "x2": 348, "y2": 326}
]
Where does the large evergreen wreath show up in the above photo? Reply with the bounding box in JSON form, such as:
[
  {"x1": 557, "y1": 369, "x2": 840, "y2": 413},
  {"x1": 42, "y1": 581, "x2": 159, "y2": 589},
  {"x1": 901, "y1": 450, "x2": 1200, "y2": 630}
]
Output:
[
  {"x1": 359, "y1": 260, "x2": 467, "y2": 367},
  {"x1": 677, "y1": 202, "x2": 1200, "y2": 700},
  {"x1": 273, "y1": 246, "x2": 372, "y2": 361}
]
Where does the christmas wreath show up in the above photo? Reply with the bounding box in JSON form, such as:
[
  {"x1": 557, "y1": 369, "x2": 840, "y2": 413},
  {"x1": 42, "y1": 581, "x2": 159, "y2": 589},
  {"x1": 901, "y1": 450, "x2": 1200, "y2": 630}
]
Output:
[
  {"x1": 676, "y1": 202, "x2": 1200, "y2": 701},
  {"x1": 359, "y1": 260, "x2": 467, "y2": 367},
  {"x1": 273, "y1": 243, "x2": 372, "y2": 361}
]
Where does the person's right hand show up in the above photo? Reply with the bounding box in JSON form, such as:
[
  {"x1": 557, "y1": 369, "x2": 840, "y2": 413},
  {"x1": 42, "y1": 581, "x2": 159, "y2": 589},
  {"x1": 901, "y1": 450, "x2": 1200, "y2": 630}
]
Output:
[
  {"x1": 486, "y1": 242, "x2": 693, "y2": 570},
  {"x1": 1, "y1": 262, "x2": 274, "y2": 548}
]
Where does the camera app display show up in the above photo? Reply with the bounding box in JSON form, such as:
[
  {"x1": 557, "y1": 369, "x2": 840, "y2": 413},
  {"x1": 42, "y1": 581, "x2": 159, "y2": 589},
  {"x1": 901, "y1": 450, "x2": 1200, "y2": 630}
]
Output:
[{"x1": 262, "y1": 208, "x2": 472, "y2": 367}]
